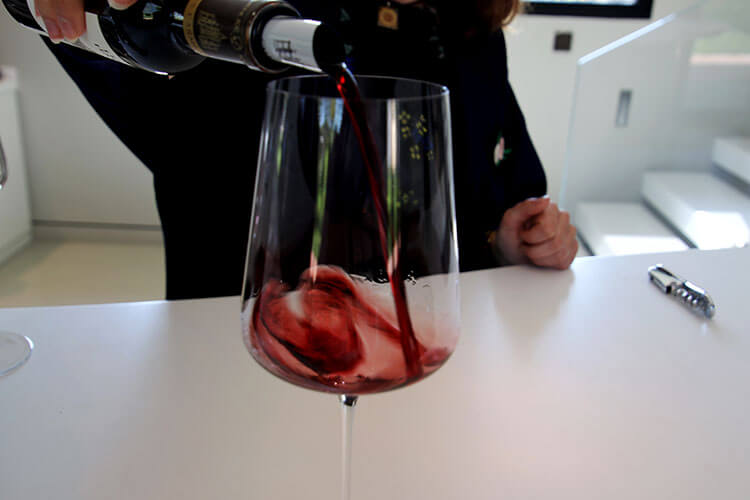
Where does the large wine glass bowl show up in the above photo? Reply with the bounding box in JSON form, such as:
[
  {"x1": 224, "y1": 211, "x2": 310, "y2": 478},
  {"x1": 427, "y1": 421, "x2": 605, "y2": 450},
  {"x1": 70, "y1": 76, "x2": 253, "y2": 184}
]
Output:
[{"x1": 241, "y1": 74, "x2": 460, "y2": 396}]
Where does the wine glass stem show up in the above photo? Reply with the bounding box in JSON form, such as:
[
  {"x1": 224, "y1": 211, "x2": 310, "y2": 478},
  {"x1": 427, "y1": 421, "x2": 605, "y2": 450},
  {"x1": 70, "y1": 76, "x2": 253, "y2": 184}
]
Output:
[{"x1": 340, "y1": 394, "x2": 359, "y2": 500}]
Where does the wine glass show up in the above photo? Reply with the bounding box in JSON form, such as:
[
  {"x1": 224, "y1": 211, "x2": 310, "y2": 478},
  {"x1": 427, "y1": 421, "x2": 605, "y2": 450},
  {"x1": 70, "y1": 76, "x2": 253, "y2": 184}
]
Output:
[
  {"x1": 241, "y1": 71, "x2": 461, "y2": 496},
  {"x1": 0, "y1": 135, "x2": 34, "y2": 377},
  {"x1": 241, "y1": 72, "x2": 460, "y2": 499}
]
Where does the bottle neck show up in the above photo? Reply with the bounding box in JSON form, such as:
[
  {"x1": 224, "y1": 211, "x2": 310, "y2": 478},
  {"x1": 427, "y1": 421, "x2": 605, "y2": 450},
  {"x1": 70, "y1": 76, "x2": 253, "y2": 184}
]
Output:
[
  {"x1": 181, "y1": 0, "x2": 343, "y2": 73},
  {"x1": 259, "y1": 17, "x2": 322, "y2": 73},
  {"x1": 181, "y1": 0, "x2": 291, "y2": 72},
  {"x1": 261, "y1": 17, "x2": 344, "y2": 74}
]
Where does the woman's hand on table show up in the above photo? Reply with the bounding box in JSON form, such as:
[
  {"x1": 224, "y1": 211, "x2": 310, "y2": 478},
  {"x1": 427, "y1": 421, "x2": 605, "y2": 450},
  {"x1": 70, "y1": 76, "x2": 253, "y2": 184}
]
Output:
[
  {"x1": 495, "y1": 196, "x2": 578, "y2": 270},
  {"x1": 35, "y1": 0, "x2": 138, "y2": 43}
]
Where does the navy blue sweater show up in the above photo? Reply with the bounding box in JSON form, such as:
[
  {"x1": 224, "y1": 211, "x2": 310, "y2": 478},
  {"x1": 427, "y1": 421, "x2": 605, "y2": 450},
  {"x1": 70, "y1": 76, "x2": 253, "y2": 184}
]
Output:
[{"x1": 45, "y1": 0, "x2": 546, "y2": 299}]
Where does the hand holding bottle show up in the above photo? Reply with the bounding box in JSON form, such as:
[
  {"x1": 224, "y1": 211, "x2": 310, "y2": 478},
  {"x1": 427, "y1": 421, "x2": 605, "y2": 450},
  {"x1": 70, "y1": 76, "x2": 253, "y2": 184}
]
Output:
[
  {"x1": 33, "y1": 0, "x2": 86, "y2": 42},
  {"x1": 34, "y1": 0, "x2": 139, "y2": 42},
  {"x1": 5, "y1": 0, "x2": 344, "y2": 74}
]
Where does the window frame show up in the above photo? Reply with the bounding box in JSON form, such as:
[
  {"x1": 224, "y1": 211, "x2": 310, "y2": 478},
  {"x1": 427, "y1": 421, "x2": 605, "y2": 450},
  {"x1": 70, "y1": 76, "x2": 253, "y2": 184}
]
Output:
[{"x1": 524, "y1": 0, "x2": 654, "y2": 19}]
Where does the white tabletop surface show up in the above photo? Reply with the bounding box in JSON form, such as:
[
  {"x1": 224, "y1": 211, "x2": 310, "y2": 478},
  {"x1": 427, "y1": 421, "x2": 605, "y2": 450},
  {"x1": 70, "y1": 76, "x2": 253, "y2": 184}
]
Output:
[{"x1": 1, "y1": 248, "x2": 749, "y2": 500}]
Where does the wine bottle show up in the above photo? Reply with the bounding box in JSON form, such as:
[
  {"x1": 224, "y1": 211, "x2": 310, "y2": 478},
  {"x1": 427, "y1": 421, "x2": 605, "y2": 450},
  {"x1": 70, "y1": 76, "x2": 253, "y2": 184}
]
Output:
[{"x1": 1, "y1": 0, "x2": 344, "y2": 74}]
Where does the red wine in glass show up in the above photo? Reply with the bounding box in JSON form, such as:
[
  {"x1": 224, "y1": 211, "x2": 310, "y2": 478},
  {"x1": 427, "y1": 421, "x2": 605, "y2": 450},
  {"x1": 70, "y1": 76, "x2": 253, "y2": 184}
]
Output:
[{"x1": 331, "y1": 63, "x2": 422, "y2": 380}]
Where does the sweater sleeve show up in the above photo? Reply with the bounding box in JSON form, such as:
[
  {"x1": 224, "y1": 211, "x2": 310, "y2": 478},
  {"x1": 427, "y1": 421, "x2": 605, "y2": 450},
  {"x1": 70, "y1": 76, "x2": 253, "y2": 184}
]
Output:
[{"x1": 448, "y1": 29, "x2": 547, "y2": 271}]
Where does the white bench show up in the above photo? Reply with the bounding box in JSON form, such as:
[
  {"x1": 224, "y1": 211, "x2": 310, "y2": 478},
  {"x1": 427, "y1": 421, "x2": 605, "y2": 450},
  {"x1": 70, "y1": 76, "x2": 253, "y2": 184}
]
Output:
[
  {"x1": 642, "y1": 170, "x2": 750, "y2": 250},
  {"x1": 575, "y1": 202, "x2": 688, "y2": 256},
  {"x1": 713, "y1": 137, "x2": 750, "y2": 185}
]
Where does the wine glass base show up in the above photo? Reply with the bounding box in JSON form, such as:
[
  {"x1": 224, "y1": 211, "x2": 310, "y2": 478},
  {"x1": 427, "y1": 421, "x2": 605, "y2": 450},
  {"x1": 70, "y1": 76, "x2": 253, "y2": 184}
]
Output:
[{"x1": 0, "y1": 331, "x2": 33, "y2": 377}]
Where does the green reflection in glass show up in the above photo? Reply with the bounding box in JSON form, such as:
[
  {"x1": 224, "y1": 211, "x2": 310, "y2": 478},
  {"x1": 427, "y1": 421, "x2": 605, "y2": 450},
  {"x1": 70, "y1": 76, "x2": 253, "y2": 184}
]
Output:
[{"x1": 312, "y1": 99, "x2": 344, "y2": 262}]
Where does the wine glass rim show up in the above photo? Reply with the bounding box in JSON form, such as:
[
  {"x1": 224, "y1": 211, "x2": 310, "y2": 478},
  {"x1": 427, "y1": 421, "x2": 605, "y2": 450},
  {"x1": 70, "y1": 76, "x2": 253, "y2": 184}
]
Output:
[{"x1": 267, "y1": 74, "x2": 450, "y2": 102}]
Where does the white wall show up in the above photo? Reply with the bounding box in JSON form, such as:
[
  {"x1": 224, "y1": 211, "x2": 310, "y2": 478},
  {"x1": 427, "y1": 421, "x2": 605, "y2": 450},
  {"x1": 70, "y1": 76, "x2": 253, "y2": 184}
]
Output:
[
  {"x1": 506, "y1": 0, "x2": 699, "y2": 201},
  {"x1": 0, "y1": 0, "x2": 697, "y2": 228},
  {"x1": 0, "y1": 67, "x2": 33, "y2": 262}
]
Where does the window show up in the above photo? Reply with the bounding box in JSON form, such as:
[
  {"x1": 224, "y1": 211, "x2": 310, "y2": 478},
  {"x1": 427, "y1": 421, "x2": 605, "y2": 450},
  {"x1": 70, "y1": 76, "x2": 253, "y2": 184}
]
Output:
[{"x1": 525, "y1": 0, "x2": 654, "y2": 19}]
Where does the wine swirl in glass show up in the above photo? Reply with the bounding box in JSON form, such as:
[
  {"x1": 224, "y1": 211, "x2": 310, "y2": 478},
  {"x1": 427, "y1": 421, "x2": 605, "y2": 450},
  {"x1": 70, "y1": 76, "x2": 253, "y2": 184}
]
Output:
[{"x1": 241, "y1": 69, "x2": 460, "y2": 499}]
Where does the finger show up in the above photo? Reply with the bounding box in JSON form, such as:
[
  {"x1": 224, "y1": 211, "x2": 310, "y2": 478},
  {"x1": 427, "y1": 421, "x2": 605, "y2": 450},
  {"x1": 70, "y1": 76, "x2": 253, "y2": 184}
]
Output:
[
  {"x1": 36, "y1": 0, "x2": 85, "y2": 42},
  {"x1": 564, "y1": 237, "x2": 579, "y2": 268},
  {"x1": 502, "y1": 196, "x2": 551, "y2": 231},
  {"x1": 543, "y1": 232, "x2": 578, "y2": 270},
  {"x1": 35, "y1": 0, "x2": 64, "y2": 42},
  {"x1": 523, "y1": 237, "x2": 565, "y2": 264},
  {"x1": 524, "y1": 224, "x2": 578, "y2": 269},
  {"x1": 523, "y1": 220, "x2": 575, "y2": 261},
  {"x1": 56, "y1": 0, "x2": 85, "y2": 41},
  {"x1": 522, "y1": 206, "x2": 567, "y2": 245},
  {"x1": 551, "y1": 238, "x2": 578, "y2": 269},
  {"x1": 108, "y1": 0, "x2": 139, "y2": 10}
]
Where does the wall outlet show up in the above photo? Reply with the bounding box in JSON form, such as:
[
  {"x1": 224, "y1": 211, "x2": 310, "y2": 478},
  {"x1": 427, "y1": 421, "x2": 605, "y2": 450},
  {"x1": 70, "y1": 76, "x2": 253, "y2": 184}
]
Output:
[{"x1": 554, "y1": 32, "x2": 573, "y2": 51}]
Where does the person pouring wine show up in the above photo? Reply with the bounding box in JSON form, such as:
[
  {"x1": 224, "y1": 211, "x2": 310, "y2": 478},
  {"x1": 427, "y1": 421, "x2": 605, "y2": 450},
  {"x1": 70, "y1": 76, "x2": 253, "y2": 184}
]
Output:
[{"x1": 10, "y1": 0, "x2": 578, "y2": 299}]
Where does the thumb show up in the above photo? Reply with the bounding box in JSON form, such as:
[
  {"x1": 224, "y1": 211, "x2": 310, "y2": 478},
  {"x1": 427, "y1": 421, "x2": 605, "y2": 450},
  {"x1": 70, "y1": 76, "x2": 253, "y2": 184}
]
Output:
[
  {"x1": 503, "y1": 196, "x2": 550, "y2": 229},
  {"x1": 108, "y1": 0, "x2": 138, "y2": 10}
]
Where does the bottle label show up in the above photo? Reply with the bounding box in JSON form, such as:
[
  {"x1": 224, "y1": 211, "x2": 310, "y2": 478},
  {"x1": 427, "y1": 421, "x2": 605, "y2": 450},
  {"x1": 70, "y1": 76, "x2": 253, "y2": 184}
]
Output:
[
  {"x1": 261, "y1": 18, "x2": 321, "y2": 72},
  {"x1": 182, "y1": 0, "x2": 291, "y2": 72},
  {"x1": 183, "y1": 0, "x2": 249, "y2": 63},
  {"x1": 78, "y1": 13, "x2": 133, "y2": 65}
]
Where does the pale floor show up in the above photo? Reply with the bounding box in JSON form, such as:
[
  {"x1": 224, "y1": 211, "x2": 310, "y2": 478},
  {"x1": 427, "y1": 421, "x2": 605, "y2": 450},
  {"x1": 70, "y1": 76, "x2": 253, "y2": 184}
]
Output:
[
  {"x1": 0, "y1": 238, "x2": 165, "y2": 308},
  {"x1": 0, "y1": 235, "x2": 590, "y2": 309}
]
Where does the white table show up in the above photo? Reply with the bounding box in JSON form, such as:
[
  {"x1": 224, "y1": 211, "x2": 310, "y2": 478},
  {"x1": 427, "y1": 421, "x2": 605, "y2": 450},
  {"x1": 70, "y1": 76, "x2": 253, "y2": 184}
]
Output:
[{"x1": 2, "y1": 248, "x2": 749, "y2": 500}]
